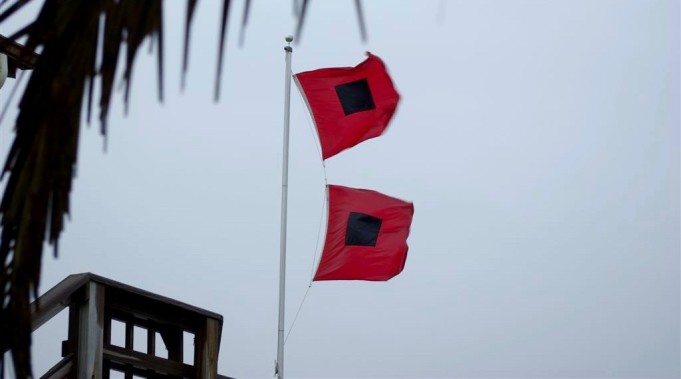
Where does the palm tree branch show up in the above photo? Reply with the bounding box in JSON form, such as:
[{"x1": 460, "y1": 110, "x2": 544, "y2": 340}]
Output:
[{"x1": 0, "y1": 1, "x2": 366, "y2": 377}]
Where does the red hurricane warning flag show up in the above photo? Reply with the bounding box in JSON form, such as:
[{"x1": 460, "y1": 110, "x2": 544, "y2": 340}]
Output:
[
  {"x1": 314, "y1": 185, "x2": 414, "y2": 281},
  {"x1": 294, "y1": 53, "x2": 400, "y2": 160}
]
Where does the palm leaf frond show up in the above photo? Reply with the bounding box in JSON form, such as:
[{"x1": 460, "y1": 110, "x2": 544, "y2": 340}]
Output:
[
  {"x1": 0, "y1": 0, "x2": 365, "y2": 377},
  {"x1": 214, "y1": 0, "x2": 232, "y2": 101},
  {"x1": 0, "y1": 1, "x2": 168, "y2": 376}
]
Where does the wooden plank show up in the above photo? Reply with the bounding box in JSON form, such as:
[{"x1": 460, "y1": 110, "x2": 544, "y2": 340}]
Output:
[
  {"x1": 30, "y1": 273, "x2": 90, "y2": 332},
  {"x1": 103, "y1": 313, "x2": 112, "y2": 346},
  {"x1": 196, "y1": 318, "x2": 220, "y2": 379},
  {"x1": 159, "y1": 327, "x2": 183, "y2": 363},
  {"x1": 58, "y1": 304, "x2": 79, "y2": 359},
  {"x1": 88, "y1": 273, "x2": 223, "y2": 321},
  {"x1": 104, "y1": 345, "x2": 195, "y2": 377},
  {"x1": 0, "y1": 35, "x2": 38, "y2": 69},
  {"x1": 147, "y1": 327, "x2": 156, "y2": 356},
  {"x1": 39, "y1": 354, "x2": 73, "y2": 379},
  {"x1": 125, "y1": 322, "x2": 134, "y2": 350},
  {"x1": 28, "y1": 272, "x2": 219, "y2": 337},
  {"x1": 146, "y1": 327, "x2": 157, "y2": 379},
  {"x1": 76, "y1": 282, "x2": 105, "y2": 379},
  {"x1": 106, "y1": 296, "x2": 200, "y2": 333}
]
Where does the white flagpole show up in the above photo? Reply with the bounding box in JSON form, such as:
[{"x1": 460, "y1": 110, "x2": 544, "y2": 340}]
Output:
[{"x1": 276, "y1": 35, "x2": 293, "y2": 379}]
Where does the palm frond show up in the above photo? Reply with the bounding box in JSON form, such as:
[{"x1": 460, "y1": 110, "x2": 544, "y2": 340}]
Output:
[
  {"x1": 354, "y1": 0, "x2": 367, "y2": 42},
  {"x1": 214, "y1": 0, "x2": 232, "y2": 101},
  {"x1": 295, "y1": 0, "x2": 309, "y2": 42},
  {"x1": 238, "y1": 0, "x2": 252, "y2": 47},
  {"x1": 182, "y1": 0, "x2": 198, "y2": 90},
  {"x1": 0, "y1": 0, "x2": 366, "y2": 377}
]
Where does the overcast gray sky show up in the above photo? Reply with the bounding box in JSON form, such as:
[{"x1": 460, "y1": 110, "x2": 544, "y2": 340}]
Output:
[{"x1": 2, "y1": 1, "x2": 679, "y2": 378}]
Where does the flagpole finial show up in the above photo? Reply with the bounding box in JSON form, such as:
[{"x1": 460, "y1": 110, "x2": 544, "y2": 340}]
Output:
[
  {"x1": 286, "y1": 36, "x2": 294, "y2": 43},
  {"x1": 285, "y1": 36, "x2": 293, "y2": 52}
]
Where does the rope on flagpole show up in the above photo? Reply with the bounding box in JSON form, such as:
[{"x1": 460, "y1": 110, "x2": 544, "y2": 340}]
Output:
[
  {"x1": 293, "y1": 85, "x2": 329, "y2": 276},
  {"x1": 308, "y1": 187, "x2": 326, "y2": 279},
  {"x1": 282, "y1": 173, "x2": 325, "y2": 345},
  {"x1": 295, "y1": 84, "x2": 326, "y2": 179},
  {"x1": 283, "y1": 71, "x2": 330, "y2": 346},
  {"x1": 284, "y1": 282, "x2": 312, "y2": 345},
  {"x1": 282, "y1": 164, "x2": 327, "y2": 345}
]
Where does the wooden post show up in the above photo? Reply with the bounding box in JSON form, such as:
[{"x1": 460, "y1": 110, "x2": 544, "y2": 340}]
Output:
[
  {"x1": 147, "y1": 327, "x2": 156, "y2": 356},
  {"x1": 196, "y1": 318, "x2": 220, "y2": 379},
  {"x1": 76, "y1": 282, "x2": 105, "y2": 378},
  {"x1": 67, "y1": 304, "x2": 80, "y2": 356},
  {"x1": 125, "y1": 322, "x2": 134, "y2": 350},
  {"x1": 160, "y1": 327, "x2": 183, "y2": 363}
]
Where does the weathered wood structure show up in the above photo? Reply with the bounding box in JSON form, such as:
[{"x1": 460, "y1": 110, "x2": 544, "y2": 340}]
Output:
[
  {"x1": 0, "y1": 34, "x2": 38, "y2": 76},
  {"x1": 29, "y1": 273, "x2": 232, "y2": 378}
]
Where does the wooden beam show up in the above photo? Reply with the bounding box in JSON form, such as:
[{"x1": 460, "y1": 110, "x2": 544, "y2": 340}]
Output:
[
  {"x1": 0, "y1": 35, "x2": 38, "y2": 69},
  {"x1": 196, "y1": 318, "x2": 220, "y2": 379},
  {"x1": 39, "y1": 354, "x2": 74, "y2": 379},
  {"x1": 30, "y1": 274, "x2": 90, "y2": 332},
  {"x1": 63, "y1": 304, "x2": 80, "y2": 359},
  {"x1": 1, "y1": 274, "x2": 87, "y2": 354},
  {"x1": 125, "y1": 322, "x2": 134, "y2": 350},
  {"x1": 147, "y1": 327, "x2": 156, "y2": 356},
  {"x1": 103, "y1": 313, "x2": 112, "y2": 346},
  {"x1": 104, "y1": 346, "x2": 195, "y2": 377},
  {"x1": 159, "y1": 327, "x2": 183, "y2": 363},
  {"x1": 88, "y1": 273, "x2": 223, "y2": 321},
  {"x1": 76, "y1": 281, "x2": 105, "y2": 378}
]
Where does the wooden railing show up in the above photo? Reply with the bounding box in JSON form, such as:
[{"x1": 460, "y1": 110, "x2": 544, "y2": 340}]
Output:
[{"x1": 17, "y1": 273, "x2": 231, "y2": 379}]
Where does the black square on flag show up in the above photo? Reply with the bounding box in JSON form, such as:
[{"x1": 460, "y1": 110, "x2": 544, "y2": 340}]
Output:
[
  {"x1": 345, "y1": 212, "x2": 382, "y2": 247},
  {"x1": 335, "y1": 79, "x2": 375, "y2": 115}
]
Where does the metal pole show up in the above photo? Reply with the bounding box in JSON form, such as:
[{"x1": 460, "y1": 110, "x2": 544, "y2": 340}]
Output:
[{"x1": 277, "y1": 35, "x2": 293, "y2": 379}]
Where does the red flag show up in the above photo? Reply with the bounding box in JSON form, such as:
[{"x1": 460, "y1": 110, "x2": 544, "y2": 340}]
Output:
[
  {"x1": 294, "y1": 53, "x2": 400, "y2": 160},
  {"x1": 314, "y1": 185, "x2": 414, "y2": 281}
]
